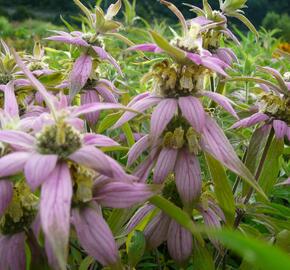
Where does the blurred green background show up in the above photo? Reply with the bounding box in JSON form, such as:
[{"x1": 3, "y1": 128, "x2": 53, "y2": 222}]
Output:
[{"x1": 0, "y1": 0, "x2": 289, "y2": 50}]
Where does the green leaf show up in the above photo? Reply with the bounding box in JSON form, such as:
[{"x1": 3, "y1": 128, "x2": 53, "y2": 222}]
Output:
[
  {"x1": 205, "y1": 154, "x2": 235, "y2": 226},
  {"x1": 97, "y1": 112, "x2": 121, "y2": 133},
  {"x1": 275, "y1": 230, "x2": 290, "y2": 253},
  {"x1": 230, "y1": 12, "x2": 258, "y2": 38},
  {"x1": 101, "y1": 145, "x2": 129, "y2": 152},
  {"x1": 60, "y1": 15, "x2": 74, "y2": 32},
  {"x1": 25, "y1": 243, "x2": 31, "y2": 270},
  {"x1": 106, "y1": 0, "x2": 122, "y2": 19},
  {"x1": 192, "y1": 241, "x2": 214, "y2": 270},
  {"x1": 79, "y1": 256, "x2": 94, "y2": 270},
  {"x1": 121, "y1": 122, "x2": 135, "y2": 147},
  {"x1": 38, "y1": 72, "x2": 63, "y2": 86},
  {"x1": 127, "y1": 230, "x2": 146, "y2": 268},
  {"x1": 221, "y1": 0, "x2": 247, "y2": 12},
  {"x1": 149, "y1": 195, "x2": 204, "y2": 245},
  {"x1": 211, "y1": 229, "x2": 290, "y2": 270},
  {"x1": 149, "y1": 30, "x2": 186, "y2": 63},
  {"x1": 243, "y1": 126, "x2": 271, "y2": 195},
  {"x1": 203, "y1": 0, "x2": 213, "y2": 18},
  {"x1": 257, "y1": 137, "x2": 284, "y2": 201},
  {"x1": 95, "y1": 7, "x2": 106, "y2": 32},
  {"x1": 101, "y1": 20, "x2": 122, "y2": 32},
  {"x1": 73, "y1": 0, "x2": 94, "y2": 27},
  {"x1": 108, "y1": 207, "x2": 137, "y2": 234}
]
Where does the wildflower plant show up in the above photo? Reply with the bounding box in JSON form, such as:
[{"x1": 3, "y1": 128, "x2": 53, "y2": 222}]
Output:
[{"x1": 0, "y1": 0, "x2": 289, "y2": 270}]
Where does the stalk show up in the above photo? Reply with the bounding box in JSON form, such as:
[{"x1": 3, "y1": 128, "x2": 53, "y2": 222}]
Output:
[
  {"x1": 215, "y1": 128, "x2": 274, "y2": 268},
  {"x1": 26, "y1": 229, "x2": 50, "y2": 269}
]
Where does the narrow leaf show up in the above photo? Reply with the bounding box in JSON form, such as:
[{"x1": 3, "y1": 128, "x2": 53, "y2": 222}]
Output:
[
  {"x1": 127, "y1": 231, "x2": 146, "y2": 268},
  {"x1": 211, "y1": 229, "x2": 290, "y2": 270},
  {"x1": 121, "y1": 122, "x2": 135, "y2": 147},
  {"x1": 257, "y1": 137, "x2": 284, "y2": 201},
  {"x1": 149, "y1": 195, "x2": 204, "y2": 245},
  {"x1": 205, "y1": 153, "x2": 235, "y2": 226},
  {"x1": 149, "y1": 30, "x2": 186, "y2": 63}
]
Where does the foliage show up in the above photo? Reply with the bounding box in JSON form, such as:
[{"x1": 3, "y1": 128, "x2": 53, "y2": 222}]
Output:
[
  {"x1": 262, "y1": 12, "x2": 290, "y2": 42},
  {"x1": 0, "y1": 0, "x2": 289, "y2": 270}
]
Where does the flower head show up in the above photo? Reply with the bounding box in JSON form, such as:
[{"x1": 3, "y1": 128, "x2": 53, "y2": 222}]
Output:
[
  {"x1": 231, "y1": 67, "x2": 290, "y2": 140},
  {"x1": 46, "y1": 0, "x2": 124, "y2": 99},
  {"x1": 126, "y1": 179, "x2": 224, "y2": 264}
]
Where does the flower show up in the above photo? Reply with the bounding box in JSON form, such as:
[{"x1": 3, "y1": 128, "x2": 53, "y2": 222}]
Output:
[
  {"x1": 126, "y1": 113, "x2": 265, "y2": 204},
  {"x1": 58, "y1": 78, "x2": 121, "y2": 125},
  {"x1": 126, "y1": 0, "x2": 234, "y2": 76},
  {"x1": 0, "y1": 180, "x2": 38, "y2": 270},
  {"x1": 128, "y1": 30, "x2": 230, "y2": 77},
  {"x1": 46, "y1": 0, "x2": 124, "y2": 99},
  {"x1": 112, "y1": 29, "x2": 266, "y2": 202},
  {"x1": 231, "y1": 67, "x2": 290, "y2": 140},
  {"x1": 0, "y1": 51, "x2": 143, "y2": 269},
  {"x1": 70, "y1": 176, "x2": 159, "y2": 268},
  {"x1": 0, "y1": 40, "x2": 18, "y2": 87},
  {"x1": 125, "y1": 179, "x2": 224, "y2": 264}
]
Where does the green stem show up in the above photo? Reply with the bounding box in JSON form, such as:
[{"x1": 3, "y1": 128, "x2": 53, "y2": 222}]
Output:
[
  {"x1": 243, "y1": 128, "x2": 274, "y2": 204},
  {"x1": 149, "y1": 195, "x2": 204, "y2": 245},
  {"x1": 215, "y1": 128, "x2": 275, "y2": 268}
]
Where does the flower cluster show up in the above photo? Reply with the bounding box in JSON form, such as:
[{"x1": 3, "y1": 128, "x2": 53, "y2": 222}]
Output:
[{"x1": 0, "y1": 0, "x2": 288, "y2": 269}]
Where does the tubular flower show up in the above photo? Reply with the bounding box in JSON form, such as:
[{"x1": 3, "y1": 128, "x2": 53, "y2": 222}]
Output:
[
  {"x1": 232, "y1": 67, "x2": 290, "y2": 140},
  {"x1": 0, "y1": 52, "x2": 142, "y2": 269},
  {"x1": 0, "y1": 40, "x2": 19, "y2": 87},
  {"x1": 112, "y1": 61, "x2": 266, "y2": 201},
  {"x1": 186, "y1": 0, "x2": 258, "y2": 48},
  {"x1": 0, "y1": 180, "x2": 38, "y2": 270},
  {"x1": 128, "y1": 29, "x2": 230, "y2": 78},
  {"x1": 70, "y1": 176, "x2": 159, "y2": 268},
  {"x1": 126, "y1": 0, "x2": 232, "y2": 75},
  {"x1": 58, "y1": 78, "x2": 121, "y2": 125},
  {"x1": 46, "y1": 0, "x2": 124, "y2": 99},
  {"x1": 126, "y1": 180, "x2": 224, "y2": 264},
  {"x1": 126, "y1": 113, "x2": 264, "y2": 205}
]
